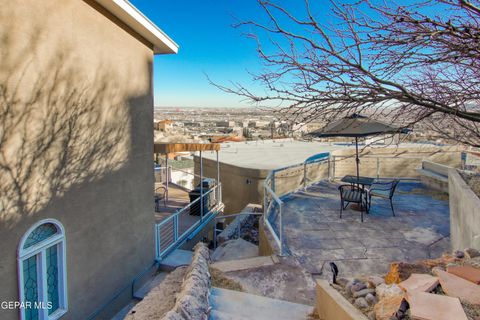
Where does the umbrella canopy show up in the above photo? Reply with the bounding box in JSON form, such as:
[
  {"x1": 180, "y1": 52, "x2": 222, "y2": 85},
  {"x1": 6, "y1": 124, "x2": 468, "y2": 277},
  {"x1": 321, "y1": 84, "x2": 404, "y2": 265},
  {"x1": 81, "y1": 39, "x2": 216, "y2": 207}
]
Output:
[
  {"x1": 309, "y1": 113, "x2": 402, "y2": 138},
  {"x1": 308, "y1": 114, "x2": 406, "y2": 180}
]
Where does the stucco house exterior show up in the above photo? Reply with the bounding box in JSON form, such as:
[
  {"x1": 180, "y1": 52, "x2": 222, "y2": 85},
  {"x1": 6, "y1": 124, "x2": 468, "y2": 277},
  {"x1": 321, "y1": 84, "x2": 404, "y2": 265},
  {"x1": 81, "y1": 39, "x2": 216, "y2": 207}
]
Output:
[{"x1": 0, "y1": 1, "x2": 177, "y2": 319}]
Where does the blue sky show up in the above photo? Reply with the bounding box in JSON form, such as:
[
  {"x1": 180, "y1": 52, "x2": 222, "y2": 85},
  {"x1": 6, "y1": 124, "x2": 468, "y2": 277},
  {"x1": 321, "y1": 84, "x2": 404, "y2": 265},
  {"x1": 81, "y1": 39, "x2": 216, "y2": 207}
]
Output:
[
  {"x1": 130, "y1": 0, "x2": 268, "y2": 108},
  {"x1": 130, "y1": 0, "x2": 450, "y2": 108}
]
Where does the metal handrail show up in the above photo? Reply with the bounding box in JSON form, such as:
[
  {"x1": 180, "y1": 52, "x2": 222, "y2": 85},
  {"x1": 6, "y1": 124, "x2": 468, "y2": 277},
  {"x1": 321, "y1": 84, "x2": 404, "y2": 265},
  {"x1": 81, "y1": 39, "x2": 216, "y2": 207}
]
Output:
[
  {"x1": 330, "y1": 154, "x2": 432, "y2": 180},
  {"x1": 155, "y1": 183, "x2": 222, "y2": 260},
  {"x1": 212, "y1": 211, "x2": 263, "y2": 249},
  {"x1": 263, "y1": 155, "x2": 330, "y2": 256}
]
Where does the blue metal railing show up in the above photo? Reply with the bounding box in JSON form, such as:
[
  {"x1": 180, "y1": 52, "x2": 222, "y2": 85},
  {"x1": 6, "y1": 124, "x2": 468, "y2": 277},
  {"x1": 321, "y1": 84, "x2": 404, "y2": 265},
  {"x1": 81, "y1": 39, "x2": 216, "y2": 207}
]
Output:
[
  {"x1": 155, "y1": 183, "x2": 223, "y2": 260},
  {"x1": 263, "y1": 153, "x2": 331, "y2": 256}
]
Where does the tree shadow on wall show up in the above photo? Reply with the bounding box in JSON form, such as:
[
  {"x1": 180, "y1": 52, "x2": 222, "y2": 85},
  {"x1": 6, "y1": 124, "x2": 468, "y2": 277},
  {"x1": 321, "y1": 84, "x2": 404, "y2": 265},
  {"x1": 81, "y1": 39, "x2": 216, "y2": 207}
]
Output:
[{"x1": 0, "y1": 25, "x2": 140, "y2": 227}]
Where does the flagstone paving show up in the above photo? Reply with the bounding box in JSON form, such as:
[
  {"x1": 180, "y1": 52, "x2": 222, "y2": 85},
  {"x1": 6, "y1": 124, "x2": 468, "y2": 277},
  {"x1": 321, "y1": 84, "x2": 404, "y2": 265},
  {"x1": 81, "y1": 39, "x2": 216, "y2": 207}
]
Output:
[{"x1": 274, "y1": 181, "x2": 450, "y2": 278}]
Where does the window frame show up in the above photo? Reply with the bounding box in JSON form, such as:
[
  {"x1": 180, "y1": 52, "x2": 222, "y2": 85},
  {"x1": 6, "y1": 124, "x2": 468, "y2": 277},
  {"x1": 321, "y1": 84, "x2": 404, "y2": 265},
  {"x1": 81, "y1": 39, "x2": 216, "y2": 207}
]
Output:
[{"x1": 18, "y1": 219, "x2": 68, "y2": 320}]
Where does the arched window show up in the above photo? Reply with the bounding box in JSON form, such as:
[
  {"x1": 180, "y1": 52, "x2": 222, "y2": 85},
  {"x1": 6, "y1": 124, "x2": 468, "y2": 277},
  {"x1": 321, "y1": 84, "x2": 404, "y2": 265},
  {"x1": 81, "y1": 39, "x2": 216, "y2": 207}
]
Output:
[{"x1": 18, "y1": 219, "x2": 67, "y2": 320}]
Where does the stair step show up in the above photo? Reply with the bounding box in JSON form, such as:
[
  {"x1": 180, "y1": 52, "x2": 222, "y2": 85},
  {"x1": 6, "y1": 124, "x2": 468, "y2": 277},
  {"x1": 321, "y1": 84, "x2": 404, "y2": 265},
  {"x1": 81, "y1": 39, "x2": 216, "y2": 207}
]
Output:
[
  {"x1": 210, "y1": 256, "x2": 275, "y2": 273},
  {"x1": 209, "y1": 309, "x2": 250, "y2": 320},
  {"x1": 159, "y1": 249, "x2": 193, "y2": 271},
  {"x1": 209, "y1": 287, "x2": 313, "y2": 320}
]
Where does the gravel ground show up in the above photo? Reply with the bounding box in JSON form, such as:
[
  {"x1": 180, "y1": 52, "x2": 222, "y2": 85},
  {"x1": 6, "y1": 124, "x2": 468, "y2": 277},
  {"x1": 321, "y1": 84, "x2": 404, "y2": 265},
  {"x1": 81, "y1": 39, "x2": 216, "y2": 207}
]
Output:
[{"x1": 124, "y1": 267, "x2": 187, "y2": 320}]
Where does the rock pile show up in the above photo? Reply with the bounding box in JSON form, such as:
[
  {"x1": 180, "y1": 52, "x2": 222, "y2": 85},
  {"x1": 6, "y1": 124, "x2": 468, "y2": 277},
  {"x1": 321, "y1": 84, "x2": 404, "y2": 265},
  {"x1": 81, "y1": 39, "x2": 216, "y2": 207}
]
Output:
[
  {"x1": 162, "y1": 243, "x2": 211, "y2": 320},
  {"x1": 331, "y1": 247, "x2": 480, "y2": 320}
]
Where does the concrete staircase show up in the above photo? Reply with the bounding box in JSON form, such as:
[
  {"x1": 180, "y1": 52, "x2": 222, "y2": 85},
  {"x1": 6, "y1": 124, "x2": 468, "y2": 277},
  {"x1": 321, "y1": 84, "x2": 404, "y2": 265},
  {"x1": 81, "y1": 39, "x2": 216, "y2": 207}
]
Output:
[{"x1": 209, "y1": 287, "x2": 314, "y2": 320}]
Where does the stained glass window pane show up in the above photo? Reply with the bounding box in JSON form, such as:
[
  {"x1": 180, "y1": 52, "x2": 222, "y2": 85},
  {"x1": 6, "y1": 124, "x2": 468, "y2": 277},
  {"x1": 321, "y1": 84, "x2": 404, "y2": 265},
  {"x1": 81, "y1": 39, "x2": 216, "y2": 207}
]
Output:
[
  {"x1": 46, "y1": 245, "x2": 60, "y2": 314},
  {"x1": 23, "y1": 255, "x2": 39, "y2": 320},
  {"x1": 23, "y1": 223, "x2": 58, "y2": 249}
]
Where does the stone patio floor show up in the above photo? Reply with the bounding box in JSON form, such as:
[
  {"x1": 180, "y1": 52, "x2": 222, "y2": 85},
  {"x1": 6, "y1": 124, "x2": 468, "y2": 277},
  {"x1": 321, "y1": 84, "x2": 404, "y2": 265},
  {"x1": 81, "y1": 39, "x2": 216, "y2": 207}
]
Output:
[{"x1": 279, "y1": 180, "x2": 450, "y2": 278}]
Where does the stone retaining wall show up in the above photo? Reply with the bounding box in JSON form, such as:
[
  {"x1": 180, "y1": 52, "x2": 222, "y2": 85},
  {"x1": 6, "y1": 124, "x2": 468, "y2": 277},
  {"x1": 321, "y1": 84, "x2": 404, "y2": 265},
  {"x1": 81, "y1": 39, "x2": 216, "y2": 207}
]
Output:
[
  {"x1": 217, "y1": 204, "x2": 262, "y2": 244},
  {"x1": 162, "y1": 243, "x2": 211, "y2": 320}
]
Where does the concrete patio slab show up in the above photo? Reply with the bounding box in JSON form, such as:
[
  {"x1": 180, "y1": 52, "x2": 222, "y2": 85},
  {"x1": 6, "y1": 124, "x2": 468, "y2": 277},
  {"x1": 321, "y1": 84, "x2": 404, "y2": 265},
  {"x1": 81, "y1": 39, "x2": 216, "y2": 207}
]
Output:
[{"x1": 275, "y1": 181, "x2": 450, "y2": 278}]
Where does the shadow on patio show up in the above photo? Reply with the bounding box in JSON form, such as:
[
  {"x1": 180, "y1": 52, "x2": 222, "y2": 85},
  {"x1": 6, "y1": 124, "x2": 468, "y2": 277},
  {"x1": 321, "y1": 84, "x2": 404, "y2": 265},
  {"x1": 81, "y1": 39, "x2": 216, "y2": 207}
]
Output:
[{"x1": 278, "y1": 180, "x2": 450, "y2": 278}]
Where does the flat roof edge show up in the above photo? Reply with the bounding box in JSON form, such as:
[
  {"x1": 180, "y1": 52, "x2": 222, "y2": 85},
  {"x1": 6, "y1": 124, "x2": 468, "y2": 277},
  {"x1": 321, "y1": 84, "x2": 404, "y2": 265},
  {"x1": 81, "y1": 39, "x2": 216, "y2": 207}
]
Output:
[{"x1": 95, "y1": 0, "x2": 179, "y2": 54}]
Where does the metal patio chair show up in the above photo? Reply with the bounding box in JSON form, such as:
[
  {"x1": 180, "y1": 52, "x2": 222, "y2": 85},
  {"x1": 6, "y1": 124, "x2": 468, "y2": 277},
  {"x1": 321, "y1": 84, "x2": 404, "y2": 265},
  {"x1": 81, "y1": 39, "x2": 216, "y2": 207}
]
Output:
[
  {"x1": 367, "y1": 179, "x2": 400, "y2": 216},
  {"x1": 339, "y1": 184, "x2": 368, "y2": 222},
  {"x1": 154, "y1": 185, "x2": 167, "y2": 211}
]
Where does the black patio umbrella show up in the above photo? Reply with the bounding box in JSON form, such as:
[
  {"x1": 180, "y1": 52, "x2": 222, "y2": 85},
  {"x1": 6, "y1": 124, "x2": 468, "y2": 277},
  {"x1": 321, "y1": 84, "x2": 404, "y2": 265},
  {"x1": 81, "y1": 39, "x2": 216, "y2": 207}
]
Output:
[{"x1": 308, "y1": 114, "x2": 406, "y2": 180}]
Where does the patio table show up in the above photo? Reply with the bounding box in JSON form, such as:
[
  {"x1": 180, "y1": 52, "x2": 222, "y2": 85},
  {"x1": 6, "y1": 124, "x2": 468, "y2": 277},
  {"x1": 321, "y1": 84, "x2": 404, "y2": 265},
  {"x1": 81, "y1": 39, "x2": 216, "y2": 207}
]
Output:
[
  {"x1": 340, "y1": 175, "x2": 374, "y2": 213},
  {"x1": 341, "y1": 175, "x2": 375, "y2": 188}
]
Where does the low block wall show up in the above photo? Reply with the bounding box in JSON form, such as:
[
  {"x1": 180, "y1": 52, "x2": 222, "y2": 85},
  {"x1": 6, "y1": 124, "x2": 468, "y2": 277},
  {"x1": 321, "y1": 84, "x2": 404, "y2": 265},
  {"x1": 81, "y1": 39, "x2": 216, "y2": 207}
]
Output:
[
  {"x1": 316, "y1": 280, "x2": 369, "y2": 320},
  {"x1": 422, "y1": 160, "x2": 450, "y2": 176},
  {"x1": 331, "y1": 146, "x2": 461, "y2": 179},
  {"x1": 449, "y1": 169, "x2": 480, "y2": 251},
  {"x1": 418, "y1": 160, "x2": 450, "y2": 193}
]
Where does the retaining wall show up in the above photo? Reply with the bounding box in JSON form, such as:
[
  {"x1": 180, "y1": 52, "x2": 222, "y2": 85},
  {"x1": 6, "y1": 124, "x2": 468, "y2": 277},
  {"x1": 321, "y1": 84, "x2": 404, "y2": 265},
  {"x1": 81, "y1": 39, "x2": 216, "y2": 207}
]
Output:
[{"x1": 449, "y1": 169, "x2": 480, "y2": 251}]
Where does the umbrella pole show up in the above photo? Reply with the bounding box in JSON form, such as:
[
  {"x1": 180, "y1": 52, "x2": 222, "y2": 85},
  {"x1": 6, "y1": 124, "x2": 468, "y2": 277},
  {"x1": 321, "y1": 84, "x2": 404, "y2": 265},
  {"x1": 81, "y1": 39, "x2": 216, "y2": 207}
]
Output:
[{"x1": 355, "y1": 137, "x2": 360, "y2": 181}]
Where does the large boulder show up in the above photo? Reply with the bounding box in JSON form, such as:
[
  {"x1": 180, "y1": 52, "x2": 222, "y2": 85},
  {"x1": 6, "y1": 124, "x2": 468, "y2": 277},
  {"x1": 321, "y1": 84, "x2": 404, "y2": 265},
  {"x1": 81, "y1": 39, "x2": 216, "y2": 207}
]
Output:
[
  {"x1": 373, "y1": 295, "x2": 405, "y2": 320},
  {"x1": 375, "y1": 283, "x2": 404, "y2": 300}
]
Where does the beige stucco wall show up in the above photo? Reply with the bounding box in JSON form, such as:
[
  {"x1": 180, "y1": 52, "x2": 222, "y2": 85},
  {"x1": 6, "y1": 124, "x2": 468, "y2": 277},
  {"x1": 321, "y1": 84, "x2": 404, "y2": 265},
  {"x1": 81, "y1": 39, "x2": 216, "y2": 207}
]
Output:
[
  {"x1": 194, "y1": 156, "x2": 270, "y2": 214},
  {"x1": 196, "y1": 146, "x2": 462, "y2": 215},
  {"x1": 0, "y1": 1, "x2": 156, "y2": 319},
  {"x1": 449, "y1": 169, "x2": 480, "y2": 251}
]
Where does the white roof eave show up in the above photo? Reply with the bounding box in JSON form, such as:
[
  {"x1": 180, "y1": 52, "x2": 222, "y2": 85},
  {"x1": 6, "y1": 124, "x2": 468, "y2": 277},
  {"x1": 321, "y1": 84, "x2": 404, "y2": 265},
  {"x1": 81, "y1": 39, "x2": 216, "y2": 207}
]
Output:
[{"x1": 95, "y1": 0, "x2": 178, "y2": 54}]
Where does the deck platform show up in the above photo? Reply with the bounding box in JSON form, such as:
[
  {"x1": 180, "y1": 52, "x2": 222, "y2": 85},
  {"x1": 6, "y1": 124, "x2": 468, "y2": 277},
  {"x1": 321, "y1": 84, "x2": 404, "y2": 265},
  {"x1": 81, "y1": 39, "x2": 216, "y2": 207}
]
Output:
[{"x1": 274, "y1": 180, "x2": 450, "y2": 278}]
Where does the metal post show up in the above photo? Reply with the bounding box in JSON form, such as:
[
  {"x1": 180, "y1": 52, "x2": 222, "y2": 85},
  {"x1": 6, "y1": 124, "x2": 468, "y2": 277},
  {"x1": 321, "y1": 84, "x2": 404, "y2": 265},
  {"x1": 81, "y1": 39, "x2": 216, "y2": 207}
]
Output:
[
  {"x1": 328, "y1": 156, "x2": 331, "y2": 181},
  {"x1": 165, "y1": 154, "x2": 169, "y2": 202},
  {"x1": 157, "y1": 225, "x2": 161, "y2": 258},
  {"x1": 216, "y1": 150, "x2": 220, "y2": 204},
  {"x1": 303, "y1": 162, "x2": 307, "y2": 189},
  {"x1": 200, "y1": 151, "x2": 203, "y2": 221},
  {"x1": 174, "y1": 215, "x2": 178, "y2": 241},
  {"x1": 213, "y1": 222, "x2": 217, "y2": 250},
  {"x1": 279, "y1": 203, "x2": 283, "y2": 256},
  {"x1": 376, "y1": 157, "x2": 380, "y2": 179},
  {"x1": 332, "y1": 156, "x2": 336, "y2": 180},
  {"x1": 263, "y1": 193, "x2": 266, "y2": 223},
  {"x1": 272, "y1": 171, "x2": 276, "y2": 193},
  {"x1": 355, "y1": 137, "x2": 360, "y2": 180}
]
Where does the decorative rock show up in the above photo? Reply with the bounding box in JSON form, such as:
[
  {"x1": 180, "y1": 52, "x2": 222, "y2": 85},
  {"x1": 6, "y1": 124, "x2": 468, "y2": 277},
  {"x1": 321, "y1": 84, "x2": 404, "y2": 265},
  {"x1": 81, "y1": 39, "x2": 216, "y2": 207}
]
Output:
[
  {"x1": 375, "y1": 283, "x2": 404, "y2": 300},
  {"x1": 331, "y1": 283, "x2": 343, "y2": 291},
  {"x1": 336, "y1": 277, "x2": 349, "y2": 288},
  {"x1": 465, "y1": 248, "x2": 480, "y2": 259},
  {"x1": 345, "y1": 283, "x2": 353, "y2": 298},
  {"x1": 420, "y1": 254, "x2": 459, "y2": 269},
  {"x1": 434, "y1": 269, "x2": 480, "y2": 304},
  {"x1": 373, "y1": 295, "x2": 405, "y2": 320},
  {"x1": 354, "y1": 297, "x2": 369, "y2": 309},
  {"x1": 385, "y1": 262, "x2": 430, "y2": 284},
  {"x1": 367, "y1": 275, "x2": 385, "y2": 288},
  {"x1": 367, "y1": 311, "x2": 376, "y2": 320},
  {"x1": 406, "y1": 291, "x2": 468, "y2": 320},
  {"x1": 454, "y1": 250, "x2": 465, "y2": 259},
  {"x1": 398, "y1": 273, "x2": 439, "y2": 293},
  {"x1": 466, "y1": 256, "x2": 480, "y2": 269},
  {"x1": 447, "y1": 265, "x2": 480, "y2": 285},
  {"x1": 353, "y1": 288, "x2": 376, "y2": 298},
  {"x1": 351, "y1": 282, "x2": 367, "y2": 294},
  {"x1": 365, "y1": 293, "x2": 377, "y2": 306}
]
